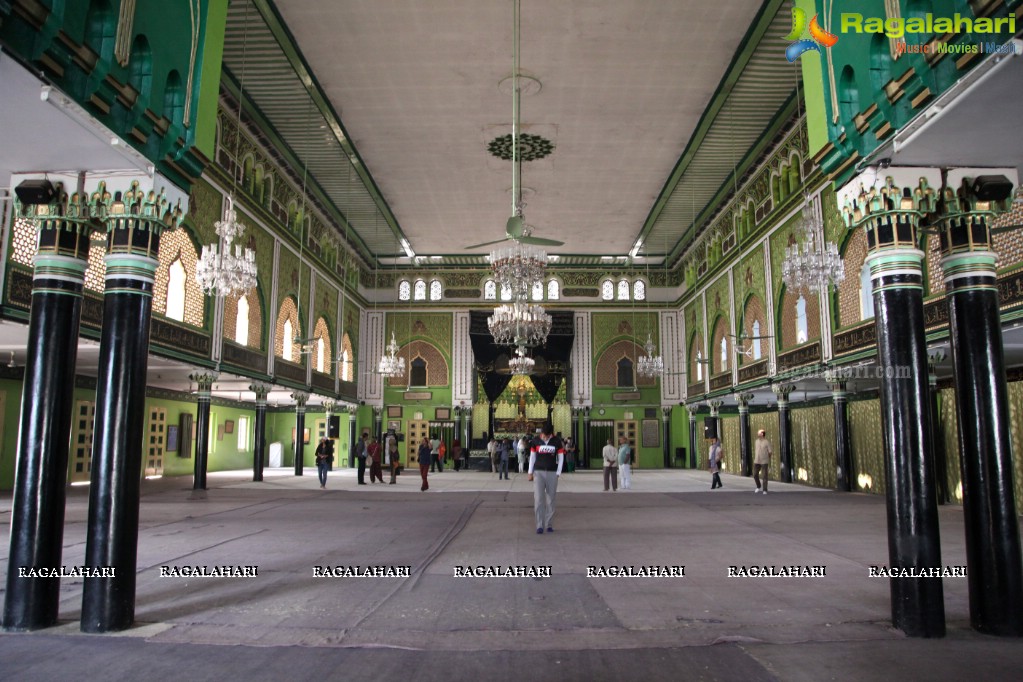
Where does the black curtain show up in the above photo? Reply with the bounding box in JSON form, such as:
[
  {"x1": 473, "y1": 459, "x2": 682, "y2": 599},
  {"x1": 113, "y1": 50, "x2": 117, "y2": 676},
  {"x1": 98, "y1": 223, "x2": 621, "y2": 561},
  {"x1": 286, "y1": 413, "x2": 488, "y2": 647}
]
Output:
[{"x1": 469, "y1": 310, "x2": 574, "y2": 405}]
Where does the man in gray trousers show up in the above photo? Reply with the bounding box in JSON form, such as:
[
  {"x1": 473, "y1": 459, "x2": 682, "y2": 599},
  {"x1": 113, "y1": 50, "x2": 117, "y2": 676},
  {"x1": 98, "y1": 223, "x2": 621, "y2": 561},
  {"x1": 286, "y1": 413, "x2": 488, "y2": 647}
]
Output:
[{"x1": 527, "y1": 422, "x2": 565, "y2": 534}]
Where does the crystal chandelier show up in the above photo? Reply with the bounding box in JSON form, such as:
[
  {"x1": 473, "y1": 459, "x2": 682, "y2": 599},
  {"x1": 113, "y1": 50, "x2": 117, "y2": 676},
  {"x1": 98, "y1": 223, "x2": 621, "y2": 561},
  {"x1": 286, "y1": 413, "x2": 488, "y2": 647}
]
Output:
[
  {"x1": 195, "y1": 196, "x2": 258, "y2": 297},
  {"x1": 377, "y1": 331, "x2": 406, "y2": 378},
  {"x1": 508, "y1": 345, "x2": 535, "y2": 376},
  {"x1": 781, "y1": 195, "x2": 844, "y2": 294},
  {"x1": 488, "y1": 298, "x2": 552, "y2": 346},
  {"x1": 490, "y1": 241, "x2": 548, "y2": 299},
  {"x1": 636, "y1": 333, "x2": 664, "y2": 378}
]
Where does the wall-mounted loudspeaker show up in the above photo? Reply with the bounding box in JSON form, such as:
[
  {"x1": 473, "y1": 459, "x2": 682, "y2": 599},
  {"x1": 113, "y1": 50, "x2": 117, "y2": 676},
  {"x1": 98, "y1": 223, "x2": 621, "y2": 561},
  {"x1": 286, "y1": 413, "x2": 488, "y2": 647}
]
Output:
[{"x1": 703, "y1": 417, "x2": 718, "y2": 440}]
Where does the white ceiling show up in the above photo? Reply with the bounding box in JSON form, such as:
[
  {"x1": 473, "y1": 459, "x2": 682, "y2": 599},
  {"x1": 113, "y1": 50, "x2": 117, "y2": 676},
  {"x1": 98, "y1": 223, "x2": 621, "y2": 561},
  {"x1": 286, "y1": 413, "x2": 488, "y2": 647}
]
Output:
[{"x1": 270, "y1": 0, "x2": 763, "y2": 258}]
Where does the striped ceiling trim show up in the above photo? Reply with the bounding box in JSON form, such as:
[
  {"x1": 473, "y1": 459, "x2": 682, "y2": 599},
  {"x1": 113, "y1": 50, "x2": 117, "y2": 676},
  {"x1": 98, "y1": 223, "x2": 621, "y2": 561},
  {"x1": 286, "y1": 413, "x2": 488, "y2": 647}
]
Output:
[{"x1": 221, "y1": 0, "x2": 407, "y2": 263}]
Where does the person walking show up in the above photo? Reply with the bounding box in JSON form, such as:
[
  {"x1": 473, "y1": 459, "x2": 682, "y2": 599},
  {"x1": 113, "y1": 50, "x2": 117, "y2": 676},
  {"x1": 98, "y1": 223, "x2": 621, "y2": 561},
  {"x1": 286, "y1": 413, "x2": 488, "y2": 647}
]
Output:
[
  {"x1": 709, "y1": 437, "x2": 723, "y2": 489},
  {"x1": 754, "y1": 429, "x2": 772, "y2": 494},
  {"x1": 315, "y1": 437, "x2": 333, "y2": 489},
  {"x1": 451, "y1": 439, "x2": 463, "y2": 472},
  {"x1": 385, "y1": 431, "x2": 399, "y2": 484},
  {"x1": 564, "y1": 437, "x2": 576, "y2": 472},
  {"x1": 429, "y1": 434, "x2": 443, "y2": 473},
  {"x1": 417, "y1": 436, "x2": 432, "y2": 491},
  {"x1": 618, "y1": 436, "x2": 633, "y2": 490},
  {"x1": 355, "y1": 432, "x2": 368, "y2": 485},
  {"x1": 487, "y1": 436, "x2": 497, "y2": 473},
  {"x1": 528, "y1": 422, "x2": 564, "y2": 534},
  {"x1": 368, "y1": 435, "x2": 383, "y2": 483},
  {"x1": 517, "y1": 435, "x2": 528, "y2": 474},
  {"x1": 602, "y1": 439, "x2": 618, "y2": 491},
  {"x1": 497, "y1": 438, "x2": 511, "y2": 480}
]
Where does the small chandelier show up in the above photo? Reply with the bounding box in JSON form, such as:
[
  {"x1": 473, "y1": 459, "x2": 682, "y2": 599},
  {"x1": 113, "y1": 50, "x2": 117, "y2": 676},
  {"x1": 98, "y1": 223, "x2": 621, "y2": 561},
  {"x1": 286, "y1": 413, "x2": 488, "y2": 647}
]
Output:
[
  {"x1": 488, "y1": 298, "x2": 552, "y2": 346},
  {"x1": 508, "y1": 345, "x2": 535, "y2": 376},
  {"x1": 377, "y1": 331, "x2": 406, "y2": 378},
  {"x1": 636, "y1": 333, "x2": 664, "y2": 378},
  {"x1": 782, "y1": 195, "x2": 844, "y2": 294},
  {"x1": 196, "y1": 196, "x2": 258, "y2": 297},
  {"x1": 490, "y1": 241, "x2": 547, "y2": 299}
]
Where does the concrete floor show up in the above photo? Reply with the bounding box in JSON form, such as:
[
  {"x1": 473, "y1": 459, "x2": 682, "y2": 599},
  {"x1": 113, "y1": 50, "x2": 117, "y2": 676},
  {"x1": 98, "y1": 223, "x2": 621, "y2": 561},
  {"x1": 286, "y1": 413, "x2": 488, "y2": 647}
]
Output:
[{"x1": 2, "y1": 467, "x2": 1023, "y2": 681}]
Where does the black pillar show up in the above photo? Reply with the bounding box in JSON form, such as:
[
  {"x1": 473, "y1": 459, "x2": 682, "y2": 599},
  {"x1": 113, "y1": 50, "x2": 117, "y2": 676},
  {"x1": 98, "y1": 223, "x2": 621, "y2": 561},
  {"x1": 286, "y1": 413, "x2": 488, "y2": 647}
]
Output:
[
  {"x1": 488, "y1": 403, "x2": 495, "y2": 442},
  {"x1": 3, "y1": 187, "x2": 90, "y2": 631},
  {"x1": 662, "y1": 408, "x2": 671, "y2": 468},
  {"x1": 926, "y1": 356, "x2": 950, "y2": 505},
  {"x1": 82, "y1": 181, "x2": 181, "y2": 633},
  {"x1": 845, "y1": 177, "x2": 944, "y2": 637},
  {"x1": 773, "y1": 384, "x2": 793, "y2": 483},
  {"x1": 582, "y1": 408, "x2": 591, "y2": 470},
  {"x1": 374, "y1": 406, "x2": 383, "y2": 442},
  {"x1": 251, "y1": 383, "x2": 270, "y2": 482},
  {"x1": 737, "y1": 393, "x2": 753, "y2": 477},
  {"x1": 687, "y1": 405, "x2": 697, "y2": 469},
  {"x1": 293, "y1": 392, "x2": 309, "y2": 475},
  {"x1": 939, "y1": 181, "x2": 1023, "y2": 636},
  {"x1": 190, "y1": 371, "x2": 217, "y2": 491},
  {"x1": 830, "y1": 379, "x2": 853, "y2": 493}
]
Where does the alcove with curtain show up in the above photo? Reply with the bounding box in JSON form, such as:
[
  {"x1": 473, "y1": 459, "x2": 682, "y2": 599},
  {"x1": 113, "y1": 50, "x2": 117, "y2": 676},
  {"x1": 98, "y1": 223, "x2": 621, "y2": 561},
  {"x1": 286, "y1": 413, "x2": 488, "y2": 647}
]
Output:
[{"x1": 469, "y1": 310, "x2": 574, "y2": 436}]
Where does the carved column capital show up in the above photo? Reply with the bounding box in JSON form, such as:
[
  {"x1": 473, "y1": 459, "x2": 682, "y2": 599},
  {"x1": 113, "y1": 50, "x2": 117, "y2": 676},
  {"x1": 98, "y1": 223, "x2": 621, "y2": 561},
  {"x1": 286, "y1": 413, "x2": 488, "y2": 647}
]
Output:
[
  {"x1": 249, "y1": 382, "x2": 272, "y2": 403},
  {"x1": 190, "y1": 371, "x2": 219, "y2": 395},
  {"x1": 708, "y1": 399, "x2": 723, "y2": 417},
  {"x1": 291, "y1": 391, "x2": 310, "y2": 411}
]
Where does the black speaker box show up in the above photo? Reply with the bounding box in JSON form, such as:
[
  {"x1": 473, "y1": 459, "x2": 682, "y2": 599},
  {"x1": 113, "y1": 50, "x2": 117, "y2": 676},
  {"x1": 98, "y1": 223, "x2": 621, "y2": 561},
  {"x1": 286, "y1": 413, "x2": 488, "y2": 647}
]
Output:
[
  {"x1": 703, "y1": 417, "x2": 718, "y2": 440},
  {"x1": 15, "y1": 179, "x2": 56, "y2": 205},
  {"x1": 328, "y1": 415, "x2": 341, "y2": 439}
]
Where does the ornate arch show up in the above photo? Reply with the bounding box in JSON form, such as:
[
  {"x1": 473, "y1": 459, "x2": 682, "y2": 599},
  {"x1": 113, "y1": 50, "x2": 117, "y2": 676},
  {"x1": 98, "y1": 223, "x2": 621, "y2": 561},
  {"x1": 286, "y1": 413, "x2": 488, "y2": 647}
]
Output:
[
  {"x1": 275, "y1": 296, "x2": 301, "y2": 361},
  {"x1": 595, "y1": 339, "x2": 656, "y2": 387},
  {"x1": 153, "y1": 226, "x2": 205, "y2": 327},
  {"x1": 223, "y1": 287, "x2": 264, "y2": 349},
  {"x1": 338, "y1": 332, "x2": 355, "y2": 382},
  {"x1": 385, "y1": 339, "x2": 449, "y2": 387},
  {"x1": 312, "y1": 317, "x2": 332, "y2": 374},
  {"x1": 710, "y1": 316, "x2": 730, "y2": 375}
]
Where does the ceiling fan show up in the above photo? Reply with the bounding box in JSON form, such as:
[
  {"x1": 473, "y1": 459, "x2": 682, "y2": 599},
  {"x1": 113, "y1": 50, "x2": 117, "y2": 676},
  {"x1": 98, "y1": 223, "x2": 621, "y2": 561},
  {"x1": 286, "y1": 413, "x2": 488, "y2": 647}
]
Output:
[
  {"x1": 729, "y1": 332, "x2": 773, "y2": 357},
  {"x1": 293, "y1": 335, "x2": 322, "y2": 355},
  {"x1": 465, "y1": 214, "x2": 563, "y2": 250},
  {"x1": 464, "y1": 0, "x2": 563, "y2": 252}
]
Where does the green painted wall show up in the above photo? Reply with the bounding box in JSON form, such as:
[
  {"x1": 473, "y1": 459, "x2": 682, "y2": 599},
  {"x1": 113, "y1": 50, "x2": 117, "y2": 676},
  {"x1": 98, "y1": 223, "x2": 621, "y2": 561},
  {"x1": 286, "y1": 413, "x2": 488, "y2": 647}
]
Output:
[{"x1": 195, "y1": 0, "x2": 230, "y2": 159}]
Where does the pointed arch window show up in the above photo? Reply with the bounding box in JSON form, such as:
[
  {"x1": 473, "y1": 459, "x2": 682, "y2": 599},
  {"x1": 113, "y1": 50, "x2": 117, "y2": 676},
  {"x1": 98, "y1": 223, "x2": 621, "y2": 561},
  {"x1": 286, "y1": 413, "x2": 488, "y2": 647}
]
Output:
[
  {"x1": 430, "y1": 280, "x2": 442, "y2": 301},
  {"x1": 601, "y1": 280, "x2": 614, "y2": 301},
  {"x1": 860, "y1": 262, "x2": 874, "y2": 320},
  {"x1": 696, "y1": 350, "x2": 703, "y2": 381},
  {"x1": 633, "y1": 280, "x2": 646, "y2": 301},
  {"x1": 283, "y1": 319, "x2": 294, "y2": 361},
  {"x1": 398, "y1": 280, "x2": 411, "y2": 301},
  {"x1": 484, "y1": 280, "x2": 497, "y2": 300},
  {"x1": 796, "y1": 295, "x2": 809, "y2": 344},
  {"x1": 316, "y1": 337, "x2": 326, "y2": 373},
  {"x1": 531, "y1": 281, "x2": 544, "y2": 301},
  {"x1": 720, "y1": 337, "x2": 728, "y2": 371},
  {"x1": 500, "y1": 283, "x2": 512, "y2": 301},
  {"x1": 617, "y1": 279, "x2": 630, "y2": 301},
  {"x1": 410, "y1": 357, "x2": 427, "y2": 386},
  {"x1": 547, "y1": 279, "x2": 560, "y2": 300},
  {"x1": 235, "y1": 295, "x2": 250, "y2": 346},
  {"x1": 166, "y1": 257, "x2": 186, "y2": 322},
  {"x1": 751, "y1": 320, "x2": 762, "y2": 360},
  {"x1": 413, "y1": 279, "x2": 427, "y2": 301},
  {"x1": 617, "y1": 357, "x2": 634, "y2": 388}
]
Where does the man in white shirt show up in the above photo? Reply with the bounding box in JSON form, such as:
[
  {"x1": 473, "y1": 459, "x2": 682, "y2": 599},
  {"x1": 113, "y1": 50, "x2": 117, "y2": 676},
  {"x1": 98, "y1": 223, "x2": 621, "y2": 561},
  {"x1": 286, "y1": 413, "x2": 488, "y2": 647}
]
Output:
[
  {"x1": 516, "y1": 436, "x2": 528, "y2": 474},
  {"x1": 430, "y1": 434, "x2": 442, "y2": 473},
  {"x1": 618, "y1": 437, "x2": 633, "y2": 490},
  {"x1": 602, "y1": 439, "x2": 618, "y2": 491}
]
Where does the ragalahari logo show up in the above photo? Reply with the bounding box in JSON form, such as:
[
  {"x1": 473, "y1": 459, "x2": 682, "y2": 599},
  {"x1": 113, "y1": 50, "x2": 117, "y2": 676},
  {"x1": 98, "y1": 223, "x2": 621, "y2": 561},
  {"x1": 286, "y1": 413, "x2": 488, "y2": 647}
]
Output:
[{"x1": 785, "y1": 7, "x2": 839, "y2": 62}]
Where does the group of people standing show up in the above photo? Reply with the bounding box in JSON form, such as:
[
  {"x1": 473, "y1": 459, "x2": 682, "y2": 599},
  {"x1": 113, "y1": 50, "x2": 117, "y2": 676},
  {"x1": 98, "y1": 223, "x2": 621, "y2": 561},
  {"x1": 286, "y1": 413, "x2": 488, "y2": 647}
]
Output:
[
  {"x1": 487, "y1": 434, "x2": 577, "y2": 478},
  {"x1": 600, "y1": 437, "x2": 634, "y2": 491}
]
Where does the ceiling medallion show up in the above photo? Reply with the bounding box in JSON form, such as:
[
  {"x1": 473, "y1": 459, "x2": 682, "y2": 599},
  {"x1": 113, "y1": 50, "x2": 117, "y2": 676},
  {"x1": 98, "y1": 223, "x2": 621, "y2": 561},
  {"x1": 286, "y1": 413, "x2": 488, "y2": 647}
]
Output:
[{"x1": 487, "y1": 133, "x2": 555, "y2": 162}]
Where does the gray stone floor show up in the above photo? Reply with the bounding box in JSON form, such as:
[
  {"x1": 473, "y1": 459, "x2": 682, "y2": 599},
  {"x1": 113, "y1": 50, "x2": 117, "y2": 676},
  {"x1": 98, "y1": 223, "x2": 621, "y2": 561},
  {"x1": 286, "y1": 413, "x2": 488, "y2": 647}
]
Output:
[{"x1": 2, "y1": 467, "x2": 1023, "y2": 681}]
